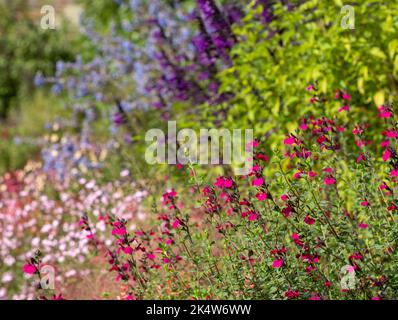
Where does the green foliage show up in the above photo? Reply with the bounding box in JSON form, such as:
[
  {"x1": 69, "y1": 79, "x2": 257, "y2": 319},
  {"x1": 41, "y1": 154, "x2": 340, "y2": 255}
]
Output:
[
  {"x1": 217, "y1": 0, "x2": 398, "y2": 139},
  {"x1": 0, "y1": 0, "x2": 75, "y2": 119},
  {"x1": 0, "y1": 90, "x2": 67, "y2": 174}
]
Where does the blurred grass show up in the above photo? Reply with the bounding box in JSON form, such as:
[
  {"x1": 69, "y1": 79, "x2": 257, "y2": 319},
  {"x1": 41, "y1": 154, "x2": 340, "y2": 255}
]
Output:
[{"x1": 0, "y1": 90, "x2": 67, "y2": 174}]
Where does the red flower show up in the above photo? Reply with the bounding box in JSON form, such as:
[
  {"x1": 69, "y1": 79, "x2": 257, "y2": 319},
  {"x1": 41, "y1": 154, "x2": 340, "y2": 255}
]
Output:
[
  {"x1": 304, "y1": 215, "x2": 315, "y2": 225},
  {"x1": 285, "y1": 289, "x2": 300, "y2": 299}
]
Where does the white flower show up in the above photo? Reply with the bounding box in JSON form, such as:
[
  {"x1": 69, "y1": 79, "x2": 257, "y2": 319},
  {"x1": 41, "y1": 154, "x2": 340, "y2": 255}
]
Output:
[
  {"x1": 1, "y1": 272, "x2": 13, "y2": 283},
  {"x1": 0, "y1": 288, "x2": 6, "y2": 299},
  {"x1": 3, "y1": 256, "x2": 15, "y2": 266},
  {"x1": 120, "y1": 169, "x2": 130, "y2": 177}
]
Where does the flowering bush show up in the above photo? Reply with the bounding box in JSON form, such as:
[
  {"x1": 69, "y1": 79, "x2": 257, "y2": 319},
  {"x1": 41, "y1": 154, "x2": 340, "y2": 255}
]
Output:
[
  {"x1": 0, "y1": 161, "x2": 146, "y2": 299},
  {"x1": 21, "y1": 88, "x2": 398, "y2": 300},
  {"x1": 4, "y1": 0, "x2": 398, "y2": 301}
]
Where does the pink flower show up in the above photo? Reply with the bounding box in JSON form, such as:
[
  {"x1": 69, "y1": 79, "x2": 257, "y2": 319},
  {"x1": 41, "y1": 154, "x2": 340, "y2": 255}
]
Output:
[
  {"x1": 381, "y1": 140, "x2": 390, "y2": 148},
  {"x1": 23, "y1": 264, "x2": 36, "y2": 275},
  {"x1": 358, "y1": 223, "x2": 368, "y2": 229},
  {"x1": 123, "y1": 247, "x2": 133, "y2": 254},
  {"x1": 223, "y1": 179, "x2": 233, "y2": 188},
  {"x1": 256, "y1": 193, "x2": 267, "y2": 201},
  {"x1": 357, "y1": 153, "x2": 365, "y2": 163},
  {"x1": 147, "y1": 253, "x2": 155, "y2": 260},
  {"x1": 342, "y1": 93, "x2": 351, "y2": 100},
  {"x1": 323, "y1": 167, "x2": 333, "y2": 173},
  {"x1": 252, "y1": 177, "x2": 264, "y2": 187},
  {"x1": 309, "y1": 295, "x2": 321, "y2": 300},
  {"x1": 360, "y1": 201, "x2": 369, "y2": 207},
  {"x1": 308, "y1": 171, "x2": 317, "y2": 178},
  {"x1": 337, "y1": 126, "x2": 345, "y2": 132},
  {"x1": 300, "y1": 123, "x2": 308, "y2": 131},
  {"x1": 372, "y1": 297, "x2": 381, "y2": 301},
  {"x1": 390, "y1": 169, "x2": 398, "y2": 177},
  {"x1": 293, "y1": 171, "x2": 302, "y2": 179},
  {"x1": 284, "y1": 136, "x2": 296, "y2": 145},
  {"x1": 248, "y1": 213, "x2": 258, "y2": 221},
  {"x1": 163, "y1": 258, "x2": 170, "y2": 264},
  {"x1": 172, "y1": 219, "x2": 181, "y2": 229},
  {"x1": 382, "y1": 149, "x2": 391, "y2": 162},
  {"x1": 272, "y1": 259, "x2": 283, "y2": 268},
  {"x1": 280, "y1": 194, "x2": 288, "y2": 201},
  {"x1": 306, "y1": 84, "x2": 314, "y2": 92},
  {"x1": 112, "y1": 226, "x2": 126, "y2": 236},
  {"x1": 176, "y1": 163, "x2": 183, "y2": 169},
  {"x1": 214, "y1": 177, "x2": 233, "y2": 188},
  {"x1": 338, "y1": 105, "x2": 350, "y2": 112},
  {"x1": 323, "y1": 177, "x2": 336, "y2": 185},
  {"x1": 384, "y1": 130, "x2": 398, "y2": 138},
  {"x1": 292, "y1": 233, "x2": 304, "y2": 247},
  {"x1": 379, "y1": 111, "x2": 392, "y2": 118},
  {"x1": 356, "y1": 140, "x2": 365, "y2": 147},
  {"x1": 246, "y1": 140, "x2": 259, "y2": 150}
]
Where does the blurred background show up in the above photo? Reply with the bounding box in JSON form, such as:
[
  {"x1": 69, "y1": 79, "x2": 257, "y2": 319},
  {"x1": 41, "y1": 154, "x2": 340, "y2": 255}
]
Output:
[{"x1": 0, "y1": 0, "x2": 80, "y2": 173}]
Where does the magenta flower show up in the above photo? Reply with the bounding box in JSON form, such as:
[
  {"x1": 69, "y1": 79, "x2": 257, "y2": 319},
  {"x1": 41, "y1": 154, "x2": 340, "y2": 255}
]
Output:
[
  {"x1": 252, "y1": 177, "x2": 264, "y2": 187},
  {"x1": 323, "y1": 177, "x2": 336, "y2": 185},
  {"x1": 342, "y1": 93, "x2": 351, "y2": 100},
  {"x1": 308, "y1": 171, "x2": 317, "y2": 178},
  {"x1": 272, "y1": 259, "x2": 283, "y2": 268},
  {"x1": 379, "y1": 111, "x2": 392, "y2": 118},
  {"x1": 304, "y1": 215, "x2": 315, "y2": 225},
  {"x1": 338, "y1": 105, "x2": 350, "y2": 112},
  {"x1": 293, "y1": 171, "x2": 303, "y2": 179},
  {"x1": 248, "y1": 213, "x2": 258, "y2": 221},
  {"x1": 358, "y1": 223, "x2": 369, "y2": 229},
  {"x1": 360, "y1": 201, "x2": 369, "y2": 207},
  {"x1": 172, "y1": 219, "x2": 181, "y2": 229},
  {"x1": 382, "y1": 149, "x2": 391, "y2": 162},
  {"x1": 23, "y1": 264, "x2": 36, "y2": 275},
  {"x1": 284, "y1": 136, "x2": 295, "y2": 145},
  {"x1": 123, "y1": 247, "x2": 133, "y2": 254},
  {"x1": 112, "y1": 225, "x2": 126, "y2": 236},
  {"x1": 383, "y1": 130, "x2": 398, "y2": 138},
  {"x1": 256, "y1": 192, "x2": 267, "y2": 201},
  {"x1": 390, "y1": 169, "x2": 398, "y2": 177},
  {"x1": 381, "y1": 140, "x2": 390, "y2": 148}
]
